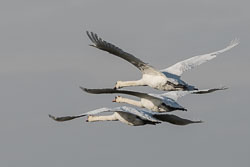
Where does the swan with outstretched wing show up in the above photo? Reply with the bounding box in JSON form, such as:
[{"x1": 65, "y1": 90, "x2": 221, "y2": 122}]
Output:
[
  {"x1": 49, "y1": 106, "x2": 202, "y2": 126},
  {"x1": 87, "y1": 31, "x2": 239, "y2": 91},
  {"x1": 80, "y1": 86, "x2": 227, "y2": 112}
]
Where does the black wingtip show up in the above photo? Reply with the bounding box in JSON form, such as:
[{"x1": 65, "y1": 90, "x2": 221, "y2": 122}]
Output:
[
  {"x1": 49, "y1": 114, "x2": 56, "y2": 120},
  {"x1": 49, "y1": 114, "x2": 63, "y2": 121},
  {"x1": 180, "y1": 108, "x2": 188, "y2": 112},
  {"x1": 86, "y1": 31, "x2": 91, "y2": 38},
  {"x1": 49, "y1": 114, "x2": 84, "y2": 122},
  {"x1": 221, "y1": 86, "x2": 229, "y2": 90},
  {"x1": 79, "y1": 86, "x2": 88, "y2": 92},
  {"x1": 86, "y1": 31, "x2": 96, "y2": 43},
  {"x1": 89, "y1": 44, "x2": 97, "y2": 48},
  {"x1": 194, "y1": 120, "x2": 203, "y2": 124}
]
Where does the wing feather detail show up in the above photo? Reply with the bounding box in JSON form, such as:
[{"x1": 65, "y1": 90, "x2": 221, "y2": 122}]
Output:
[
  {"x1": 80, "y1": 87, "x2": 155, "y2": 99},
  {"x1": 87, "y1": 31, "x2": 162, "y2": 75},
  {"x1": 49, "y1": 107, "x2": 112, "y2": 122},
  {"x1": 153, "y1": 113, "x2": 202, "y2": 125},
  {"x1": 161, "y1": 39, "x2": 239, "y2": 76},
  {"x1": 160, "y1": 87, "x2": 228, "y2": 101}
]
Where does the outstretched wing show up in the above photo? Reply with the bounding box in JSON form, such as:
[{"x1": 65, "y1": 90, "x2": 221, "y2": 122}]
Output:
[
  {"x1": 153, "y1": 113, "x2": 202, "y2": 125},
  {"x1": 49, "y1": 107, "x2": 112, "y2": 122},
  {"x1": 81, "y1": 87, "x2": 186, "y2": 111},
  {"x1": 192, "y1": 87, "x2": 228, "y2": 94},
  {"x1": 80, "y1": 87, "x2": 156, "y2": 99},
  {"x1": 116, "y1": 106, "x2": 160, "y2": 122},
  {"x1": 161, "y1": 87, "x2": 228, "y2": 101},
  {"x1": 161, "y1": 39, "x2": 239, "y2": 76},
  {"x1": 86, "y1": 31, "x2": 162, "y2": 75},
  {"x1": 49, "y1": 106, "x2": 160, "y2": 123}
]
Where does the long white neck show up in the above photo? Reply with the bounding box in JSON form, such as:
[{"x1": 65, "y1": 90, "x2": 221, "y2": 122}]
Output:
[
  {"x1": 116, "y1": 97, "x2": 143, "y2": 108},
  {"x1": 115, "y1": 79, "x2": 145, "y2": 89},
  {"x1": 87, "y1": 114, "x2": 118, "y2": 122}
]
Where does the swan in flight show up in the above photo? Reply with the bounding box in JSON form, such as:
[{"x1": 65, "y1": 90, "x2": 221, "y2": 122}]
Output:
[
  {"x1": 49, "y1": 106, "x2": 202, "y2": 126},
  {"x1": 80, "y1": 86, "x2": 227, "y2": 112},
  {"x1": 86, "y1": 31, "x2": 239, "y2": 91}
]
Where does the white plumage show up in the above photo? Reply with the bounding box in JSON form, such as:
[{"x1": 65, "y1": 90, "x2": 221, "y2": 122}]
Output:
[
  {"x1": 49, "y1": 31, "x2": 236, "y2": 127},
  {"x1": 49, "y1": 106, "x2": 202, "y2": 126},
  {"x1": 81, "y1": 87, "x2": 227, "y2": 112},
  {"x1": 162, "y1": 39, "x2": 239, "y2": 76},
  {"x1": 87, "y1": 31, "x2": 239, "y2": 91}
]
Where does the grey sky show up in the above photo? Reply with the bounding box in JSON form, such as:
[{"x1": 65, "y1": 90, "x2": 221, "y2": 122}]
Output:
[{"x1": 0, "y1": 0, "x2": 249, "y2": 166}]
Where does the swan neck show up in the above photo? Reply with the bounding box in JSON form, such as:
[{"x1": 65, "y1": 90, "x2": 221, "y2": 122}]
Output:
[
  {"x1": 118, "y1": 97, "x2": 143, "y2": 107},
  {"x1": 88, "y1": 114, "x2": 117, "y2": 122}
]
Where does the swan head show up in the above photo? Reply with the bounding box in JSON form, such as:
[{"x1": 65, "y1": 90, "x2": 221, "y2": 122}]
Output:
[
  {"x1": 114, "y1": 81, "x2": 122, "y2": 89},
  {"x1": 86, "y1": 115, "x2": 95, "y2": 122},
  {"x1": 112, "y1": 96, "x2": 122, "y2": 103}
]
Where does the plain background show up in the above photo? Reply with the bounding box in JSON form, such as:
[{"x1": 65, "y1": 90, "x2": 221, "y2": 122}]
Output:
[{"x1": 0, "y1": 0, "x2": 249, "y2": 166}]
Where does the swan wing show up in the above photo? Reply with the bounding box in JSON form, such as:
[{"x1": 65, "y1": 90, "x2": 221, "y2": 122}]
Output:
[
  {"x1": 153, "y1": 113, "x2": 202, "y2": 125},
  {"x1": 80, "y1": 87, "x2": 156, "y2": 99},
  {"x1": 160, "y1": 91, "x2": 195, "y2": 101},
  {"x1": 115, "y1": 106, "x2": 160, "y2": 122},
  {"x1": 192, "y1": 87, "x2": 228, "y2": 94},
  {"x1": 48, "y1": 107, "x2": 112, "y2": 122},
  {"x1": 87, "y1": 31, "x2": 162, "y2": 75},
  {"x1": 161, "y1": 39, "x2": 239, "y2": 76},
  {"x1": 161, "y1": 86, "x2": 228, "y2": 101},
  {"x1": 48, "y1": 106, "x2": 159, "y2": 123}
]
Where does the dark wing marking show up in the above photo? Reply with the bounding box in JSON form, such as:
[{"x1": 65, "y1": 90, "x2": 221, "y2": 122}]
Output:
[
  {"x1": 80, "y1": 87, "x2": 157, "y2": 99},
  {"x1": 49, "y1": 114, "x2": 86, "y2": 122},
  {"x1": 192, "y1": 87, "x2": 228, "y2": 94},
  {"x1": 153, "y1": 114, "x2": 202, "y2": 125},
  {"x1": 161, "y1": 103, "x2": 187, "y2": 112},
  {"x1": 49, "y1": 107, "x2": 112, "y2": 122},
  {"x1": 86, "y1": 31, "x2": 162, "y2": 75}
]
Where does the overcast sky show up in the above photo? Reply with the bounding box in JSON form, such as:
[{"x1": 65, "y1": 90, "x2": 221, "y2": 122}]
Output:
[{"x1": 0, "y1": 0, "x2": 249, "y2": 166}]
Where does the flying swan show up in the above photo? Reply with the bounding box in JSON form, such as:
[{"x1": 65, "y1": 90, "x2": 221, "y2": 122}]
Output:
[
  {"x1": 49, "y1": 106, "x2": 202, "y2": 126},
  {"x1": 80, "y1": 87, "x2": 227, "y2": 112},
  {"x1": 86, "y1": 31, "x2": 239, "y2": 91}
]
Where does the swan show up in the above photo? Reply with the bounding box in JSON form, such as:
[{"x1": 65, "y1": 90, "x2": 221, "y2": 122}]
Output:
[
  {"x1": 49, "y1": 106, "x2": 202, "y2": 126},
  {"x1": 86, "y1": 31, "x2": 239, "y2": 91},
  {"x1": 80, "y1": 86, "x2": 227, "y2": 112}
]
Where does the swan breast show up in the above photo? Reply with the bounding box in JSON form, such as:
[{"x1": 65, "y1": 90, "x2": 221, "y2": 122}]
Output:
[
  {"x1": 142, "y1": 74, "x2": 167, "y2": 88},
  {"x1": 141, "y1": 98, "x2": 162, "y2": 112}
]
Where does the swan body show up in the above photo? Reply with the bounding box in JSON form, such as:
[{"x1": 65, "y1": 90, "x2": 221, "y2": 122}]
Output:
[
  {"x1": 49, "y1": 106, "x2": 202, "y2": 126},
  {"x1": 80, "y1": 87, "x2": 227, "y2": 112},
  {"x1": 87, "y1": 31, "x2": 239, "y2": 91},
  {"x1": 87, "y1": 112, "x2": 147, "y2": 126}
]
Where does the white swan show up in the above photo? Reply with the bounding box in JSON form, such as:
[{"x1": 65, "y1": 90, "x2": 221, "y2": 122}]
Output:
[
  {"x1": 80, "y1": 86, "x2": 227, "y2": 112},
  {"x1": 49, "y1": 106, "x2": 202, "y2": 126},
  {"x1": 86, "y1": 31, "x2": 239, "y2": 91}
]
